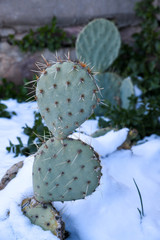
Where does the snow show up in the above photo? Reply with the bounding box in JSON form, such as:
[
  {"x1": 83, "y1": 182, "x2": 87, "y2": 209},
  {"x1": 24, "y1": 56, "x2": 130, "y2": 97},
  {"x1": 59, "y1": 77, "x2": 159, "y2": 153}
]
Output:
[{"x1": 0, "y1": 99, "x2": 160, "y2": 240}]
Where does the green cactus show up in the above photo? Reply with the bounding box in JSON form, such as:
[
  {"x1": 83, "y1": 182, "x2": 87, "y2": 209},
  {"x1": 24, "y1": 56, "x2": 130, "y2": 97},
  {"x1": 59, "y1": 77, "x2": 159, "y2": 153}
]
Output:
[
  {"x1": 36, "y1": 61, "x2": 99, "y2": 139},
  {"x1": 91, "y1": 127, "x2": 118, "y2": 138},
  {"x1": 21, "y1": 197, "x2": 65, "y2": 239},
  {"x1": 94, "y1": 73, "x2": 134, "y2": 115},
  {"x1": 32, "y1": 57, "x2": 102, "y2": 205},
  {"x1": 76, "y1": 18, "x2": 121, "y2": 73},
  {"x1": 33, "y1": 137, "x2": 101, "y2": 202},
  {"x1": 75, "y1": 18, "x2": 134, "y2": 114},
  {"x1": 94, "y1": 72, "x2": 122, "y2": 115},
  {"x1": 120, "y1": 77, "x2": 134, "y2": 109},
  {"x1": 97, "y1": 73, "x2": 122, "y2": 105}
]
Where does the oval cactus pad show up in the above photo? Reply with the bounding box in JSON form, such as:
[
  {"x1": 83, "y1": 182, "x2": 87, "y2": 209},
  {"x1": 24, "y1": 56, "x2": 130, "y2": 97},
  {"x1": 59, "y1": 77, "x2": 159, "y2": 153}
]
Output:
[
  {"x1": 94, "y1": 72, "x2": 122, "y2": 115},
  {"x1": 76, "y1": 18, "x2": 121, "y2": 72},
  {"x1": 36, "y1": 61, "x2": 99, "y2": 139},
  {"x1": 120, "y1": 77, "x2": 134, "y2": 109},
  {"x1": 33, "y1": 138, "x2": 102, "y2": 202}
]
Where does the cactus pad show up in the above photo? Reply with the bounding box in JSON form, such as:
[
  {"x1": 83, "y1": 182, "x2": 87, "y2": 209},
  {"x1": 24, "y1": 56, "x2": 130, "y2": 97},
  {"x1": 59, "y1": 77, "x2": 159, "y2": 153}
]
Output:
[
  {"x1": 91, "y1": 127, "x2": 117, "y2": 138},
  {"x1": 120, "y1": 77, "x2": 134, "y2": 109},
  {"x1": 21, "y1": 197, "x2": 65, "y2": 239},
  {"x1": 95, "y1": 72, "x2": 122, "y2": 115},
  {"x1": 36, "y1": 61, "x2": 99, "y2": 139},
  {"x1": 76, "y1": 18, "x2": 121, "y2": 72},
  {"x1": 33, "y1": 138, "x2": 101, "y2": 202}
]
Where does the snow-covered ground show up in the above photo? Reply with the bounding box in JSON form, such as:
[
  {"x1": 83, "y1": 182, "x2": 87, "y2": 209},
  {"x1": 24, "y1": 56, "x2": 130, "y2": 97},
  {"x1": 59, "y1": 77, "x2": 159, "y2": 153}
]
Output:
[{"x1": 0, "y1": 99, "x2": 160, "y2": 240}]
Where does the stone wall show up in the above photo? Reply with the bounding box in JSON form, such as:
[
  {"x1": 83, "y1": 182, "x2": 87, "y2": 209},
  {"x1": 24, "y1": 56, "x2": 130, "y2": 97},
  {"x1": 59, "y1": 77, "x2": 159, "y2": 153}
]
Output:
[
  {"x1": 0, "y1": 0, "x2": 142, "y2": 42},
  {"x1": 0, "y1": 43, "x2": 76, "y2": 85},
  {"x1": 0, "y1": 0, "x2": 140, "y2": 32},
  {"x1": 0, "y1": 0, "x2": 151, "y2": 84}
]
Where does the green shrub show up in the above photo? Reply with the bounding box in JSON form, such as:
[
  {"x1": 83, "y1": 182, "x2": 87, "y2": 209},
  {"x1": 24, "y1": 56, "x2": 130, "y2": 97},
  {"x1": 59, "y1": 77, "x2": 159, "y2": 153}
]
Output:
[
  {"x1": 101, "y1": 0, "x2": 160, "y2": 138},
  {"x1": 0, "y1": 102, "x2": 16, "y2": 119},
  {"x1": 8, "y1": 17, "x2": 75, "y2": 52},
  {"x1": 0, "y1": 78, "x2": 29, "y2": 119},
  {"x1": 6, "y1": 112, "x2": 49, "y2": 157},
  {"x1": 0, "y1": 78, "x2": 28, "y2": 102}
]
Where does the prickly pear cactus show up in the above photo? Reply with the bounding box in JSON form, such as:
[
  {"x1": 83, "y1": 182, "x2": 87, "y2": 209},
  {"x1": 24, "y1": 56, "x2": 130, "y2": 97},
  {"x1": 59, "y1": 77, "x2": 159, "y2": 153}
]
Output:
[
  {"x1": 76, "y1": 18, "x2": 121, "y2": 73},
  {"x1": 94, "y1": 72, "x2": 122, "y2": 115},
  {"x1": 76, "y1": 18, "x2": 134, "y2": 114},
  {"x1": 32, "y1": 57, "x2": 102, "y2": 204},
  {"x1": 97, "y1": 73, "x2": 122, "y2": 105},
  {"x1": 120, "y1": 77, "x2": 134, "y2": 109},
  {"x1": 36, "y1": 61, "x2": 99, "y2": 139},
  {"x1": 33, "y1": 138, "x2": 101, "y2": 202},
  {"x1": 91, "y1": 127, "x2": 118, "y2": 138},
  {"x1": 94, "y1": 73, "x2": 134, "y2": 115},
  {"x1": 21, "y1": 197, "x2": 65, "y2": 239}
]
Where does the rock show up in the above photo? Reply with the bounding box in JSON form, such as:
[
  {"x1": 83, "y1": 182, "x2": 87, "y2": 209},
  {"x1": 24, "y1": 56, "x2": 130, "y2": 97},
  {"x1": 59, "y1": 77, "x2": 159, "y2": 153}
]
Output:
[
  {"x1": 0, "y1": 28, "x2": 15, "y2": 37},
  {"x1": 120, "y1": 25, "x2": 141, "y2": 44},
  {"x1": 64, "y1": 26, "x2": 83, "y2": 38},
  {"x1": 0, "y1": 161, "x2": 23, "y2": 190},
  {"x1": 0, "y1": 0, "x2": 140, "y2": 31},
  {"x1": 117, "y1": 129, "x2": 138, "y2": 150},
  {"x1": 0, "y1": 42, "x2": 76, "y2": 85}
]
